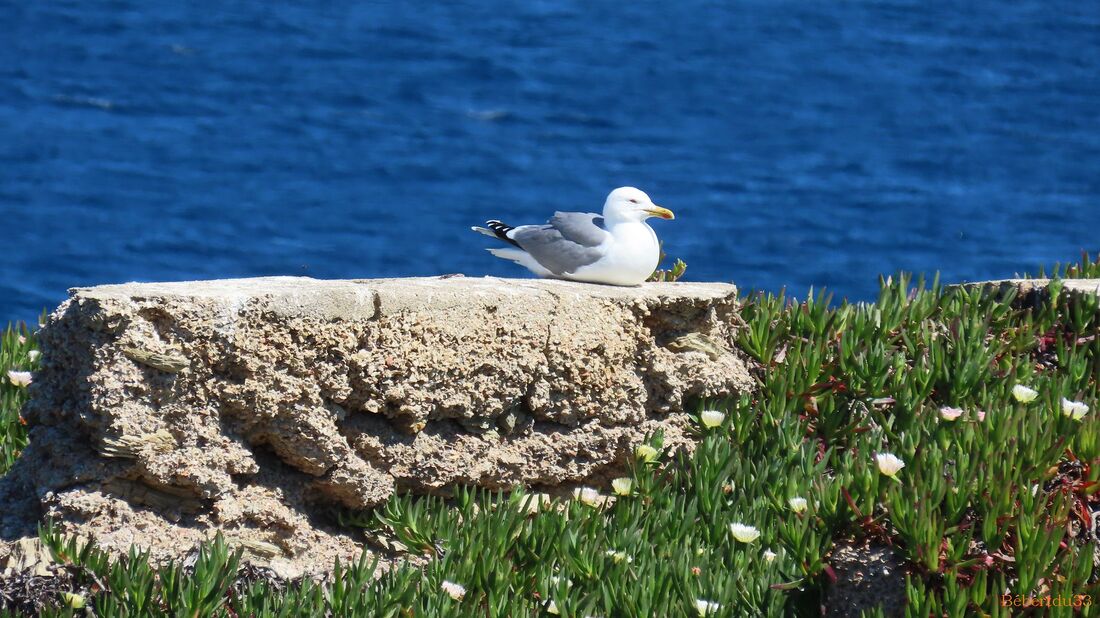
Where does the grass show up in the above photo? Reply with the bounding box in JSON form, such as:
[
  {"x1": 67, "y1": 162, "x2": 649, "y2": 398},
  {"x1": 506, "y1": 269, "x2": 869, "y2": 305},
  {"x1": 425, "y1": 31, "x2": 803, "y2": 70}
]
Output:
[{"x1": 1, "y1": 251, "x2": 1099, "y2": 616}]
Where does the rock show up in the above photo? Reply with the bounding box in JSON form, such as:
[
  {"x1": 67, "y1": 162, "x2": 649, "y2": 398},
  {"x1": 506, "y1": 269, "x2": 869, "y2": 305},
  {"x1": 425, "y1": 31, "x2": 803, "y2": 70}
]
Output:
[
  {"x1": 0, "y1": 276, "x2": 754, "y2": 576},
  {"x1": 959, "y1": 278, "x2": 1100, "y2": 307},
  {"x1": 825, "y1": 539, "x2": 907, "y2": 617},
  {"x1": 0, "y1": 538, "x2": 54, "y2": 578}
]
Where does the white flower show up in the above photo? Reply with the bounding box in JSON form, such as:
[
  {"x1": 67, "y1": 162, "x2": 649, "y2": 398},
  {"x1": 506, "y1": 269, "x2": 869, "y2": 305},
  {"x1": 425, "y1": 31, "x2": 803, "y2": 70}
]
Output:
[
  {"x1": 788, "y1": 496, "x2": 808, "y2": 513},
  {"x1": 441, "y1": 580, "x2": 466, "y2": 601},
  {"x1": 7, "y1": 370, "x2": 32, "y2": 387},
  {"x1": 573, "y1": 487, "x2": 601, "y2": 507},
  {"x1": 1062, "y1": 398, "x2": 1090, "y2": 421},
  {"x1": 17, "y1": 335, "x2": 26, "y2": 345},
  {"x1": 1012, "y1": 384, "x2": 1039, "y2": 403},
  {"x1": 939, "y1": 406, "x2": 964, "y2": 421},
  {"x1": 605, "y1": 549, "x2": 632, "y2": 563},
  {"x1": 875, "y1": 453, "x2": 905, "y2": 478},
  {"x1": 61, "y1": 592, "x2": 85, "y2": 609},
  {"x1": 729, "y1": 522, "x2": 760, "y2": 543},
  {"x1": 700, "y1": 409, "x2": 725, "y2": 429},
  {"x1": 635, "y1": 444, "x2": 658, "y2": 462},
  {"x1": 27, "y1": 350, "x2": 41, "y2": 362},
  {"x1": 611, "y1": 477, "x2": 633, "y2": 496},
  {"x1": 695, "y1": 599, "x2": 721, "y2": 615},
  {"x1": 547, "y1": 600, "x2": 560, "y2": 615},
  {"x1": 763, "y1": 549, "x2": 777, "y2": 562},
  {"x1": 549, "y1": 575, "x2": 573, "y2": 589}
]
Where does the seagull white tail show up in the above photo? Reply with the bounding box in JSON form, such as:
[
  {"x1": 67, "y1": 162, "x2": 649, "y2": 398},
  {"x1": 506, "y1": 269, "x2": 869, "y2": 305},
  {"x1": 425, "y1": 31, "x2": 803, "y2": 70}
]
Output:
[{"x1": 486, "y1": 247, "x2": 555, "y2": 278}]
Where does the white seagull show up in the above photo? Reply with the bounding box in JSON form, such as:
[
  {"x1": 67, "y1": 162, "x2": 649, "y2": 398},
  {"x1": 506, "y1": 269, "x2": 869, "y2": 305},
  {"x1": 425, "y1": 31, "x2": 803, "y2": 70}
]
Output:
[{"x1": 471, "y1": 187, "x2": 675, "y2": 286}]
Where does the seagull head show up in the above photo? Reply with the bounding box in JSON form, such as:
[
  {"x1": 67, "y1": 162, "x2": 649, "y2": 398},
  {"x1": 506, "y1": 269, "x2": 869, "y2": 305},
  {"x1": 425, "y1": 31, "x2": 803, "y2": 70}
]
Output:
[{"x1": 603, "y1": 187, "x2": 675, "y2": 223}]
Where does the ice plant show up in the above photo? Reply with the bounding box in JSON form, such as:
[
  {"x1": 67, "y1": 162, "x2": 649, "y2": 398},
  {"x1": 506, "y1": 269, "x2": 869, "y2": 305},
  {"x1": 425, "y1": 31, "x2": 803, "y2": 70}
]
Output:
[
  {"x1": 605, "y1": 549, "x2": 632, "y2": 563},
  {"x1": 546, "y1": 600, "x2": 560, "y2": 615},
  {"x1": 1062, "y1": 398, "x2": 1089, "y2": 421},
  {"x1": 939, "y1": 406, "x2": 964, "y2": 421},
  {"x1": 729, "y1": 523, "x2": 760, "y2": 543},
  {"x1": 875, "y1": 452, "x2": 905, "y2": 478},
  {"x1": 763, "y1": 549, "x2": 777, "y2": 562},
  {"x1": 1012, "y1": 384, "x2": 1039, "y2": 403},
  {"x1": 27, "y1": 350, "x2": 40, "y2": 362},
  {"x1": 635, "y1": 444, "x2": 658, "y2": 463},
  {"x1": 695, "y1": 599, "x2": 721, "y2": 615},
  {"x1": 6, "y1": 370, "x2": 31, "y2": 387},
  {"x1": 441, "y1": 580, "x2": 466, "y2": 601},
  {"x1": 700, "y1": 409, "x2": 725, "y2": 429},
  {"x1": 611, "y1": 477, "x2": 633, "y2": 496},
  {"x1": 573, "y1": 486, "x2": 601, "y2": 507},
  {"x1": 549, "y1": 575, "x2": 572, "y2": 589},
  {"x1": 788, "y1": 496, "x2": 808, "y2": 513}
]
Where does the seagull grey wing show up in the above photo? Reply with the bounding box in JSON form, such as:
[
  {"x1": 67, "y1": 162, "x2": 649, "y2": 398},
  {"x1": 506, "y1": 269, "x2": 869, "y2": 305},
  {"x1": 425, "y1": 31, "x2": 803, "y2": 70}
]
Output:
[
  {"x1": 510, "y1": 212, "x2": 609, "y2": 276},
  {"x1": 548, "y1": 211, "x2": 609, "y2": 246}
]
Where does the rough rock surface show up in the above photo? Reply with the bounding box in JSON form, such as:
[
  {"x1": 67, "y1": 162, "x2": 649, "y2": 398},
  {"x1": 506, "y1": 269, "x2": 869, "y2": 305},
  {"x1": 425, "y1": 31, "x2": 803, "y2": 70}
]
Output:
[
  {"x1": 825, "y1": 539, "x2": 907, "y2": 617},
  {"x1": 960, "y1": 278, "x2": 1100, "y2": 305},
  {"x1": 0, "y1": 276, "x2": 754, "y2": 577}
]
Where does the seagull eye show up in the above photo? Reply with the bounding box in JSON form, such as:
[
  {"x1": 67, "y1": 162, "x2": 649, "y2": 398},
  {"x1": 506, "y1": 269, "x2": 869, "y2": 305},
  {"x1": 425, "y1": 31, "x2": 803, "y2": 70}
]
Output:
[{"x1": 629, "y1": 199, "x2": 638, "y2": 204}]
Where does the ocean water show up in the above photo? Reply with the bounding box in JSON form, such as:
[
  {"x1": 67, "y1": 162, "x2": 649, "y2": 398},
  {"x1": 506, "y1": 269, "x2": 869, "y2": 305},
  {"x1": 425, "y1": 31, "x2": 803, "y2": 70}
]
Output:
[{"x1": 2, "y1": 1, "x2": 1098, "y2": 322}]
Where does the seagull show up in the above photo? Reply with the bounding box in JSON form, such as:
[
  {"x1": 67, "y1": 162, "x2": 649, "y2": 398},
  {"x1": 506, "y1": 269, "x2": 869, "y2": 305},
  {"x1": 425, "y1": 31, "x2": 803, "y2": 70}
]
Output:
[{"x1": 471, "y1": 187, "x2": 675, "y2": 286}]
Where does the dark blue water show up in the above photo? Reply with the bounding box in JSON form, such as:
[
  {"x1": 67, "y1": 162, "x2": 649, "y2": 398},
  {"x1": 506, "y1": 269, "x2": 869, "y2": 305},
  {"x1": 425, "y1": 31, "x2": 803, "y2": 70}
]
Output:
[{"x1": 2, "y1": 2, "x2": 1098, "y2": 322}]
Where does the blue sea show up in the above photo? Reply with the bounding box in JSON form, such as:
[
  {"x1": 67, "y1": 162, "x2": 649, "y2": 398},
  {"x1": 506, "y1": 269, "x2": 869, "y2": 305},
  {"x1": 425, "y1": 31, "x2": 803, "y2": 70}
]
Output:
[{"x1": 2, "y1": 2, "x2": 1098, "y2": 322}]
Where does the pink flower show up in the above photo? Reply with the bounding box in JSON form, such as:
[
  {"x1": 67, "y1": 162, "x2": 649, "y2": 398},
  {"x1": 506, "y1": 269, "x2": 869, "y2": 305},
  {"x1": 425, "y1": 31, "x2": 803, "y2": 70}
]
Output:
[{"x1": 938, "y1": 406, "x2": 964, "y2": 421}]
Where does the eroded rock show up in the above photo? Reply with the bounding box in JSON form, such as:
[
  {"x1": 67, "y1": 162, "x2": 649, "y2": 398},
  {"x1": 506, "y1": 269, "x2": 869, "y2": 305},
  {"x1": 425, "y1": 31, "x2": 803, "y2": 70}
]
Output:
[
  {"x1": 1, "y1": 276, "x2": 754, "y2": 576},
  {"x1": 959, "y1": 278, "x2": 1100, "y2": 307},
  {"x1": 826, "y1": 539, "x2": 907, "y2": 617}
]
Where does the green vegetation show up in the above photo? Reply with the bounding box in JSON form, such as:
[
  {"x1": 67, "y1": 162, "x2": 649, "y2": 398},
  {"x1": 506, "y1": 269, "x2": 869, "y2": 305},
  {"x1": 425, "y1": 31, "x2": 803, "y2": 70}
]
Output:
[
  {"x1": 648, "y1": 246, "x2": 687, "y2": 282},
  {"x1": 2, "y1": 253, "x2": 1099, "y2": 616},
  {"x1": 0, "y1": 321, "x2": 36, "y2": 474},
  {"x1": 1027, "y1": 250, "x2": 1100, "y2": 280}
]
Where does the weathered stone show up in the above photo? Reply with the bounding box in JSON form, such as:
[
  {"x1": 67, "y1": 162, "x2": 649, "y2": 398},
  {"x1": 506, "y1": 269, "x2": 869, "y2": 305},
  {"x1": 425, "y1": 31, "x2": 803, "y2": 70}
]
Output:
[
  {"x1": 0, "y1": 276, "x2": 754, "y2": 577},
  {"x1": 825, "y1": 538, "x2": 907, "y2": 617},
  {"x1": 959, "y1": 278, "x2": 1100, "y2": 307}
]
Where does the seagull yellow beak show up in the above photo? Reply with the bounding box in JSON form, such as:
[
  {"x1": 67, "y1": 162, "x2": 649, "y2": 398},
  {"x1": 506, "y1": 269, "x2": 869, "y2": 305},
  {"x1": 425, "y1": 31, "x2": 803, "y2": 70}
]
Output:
[{"x1": 645, "y1": 205, "x2": 675, "y2": 220}]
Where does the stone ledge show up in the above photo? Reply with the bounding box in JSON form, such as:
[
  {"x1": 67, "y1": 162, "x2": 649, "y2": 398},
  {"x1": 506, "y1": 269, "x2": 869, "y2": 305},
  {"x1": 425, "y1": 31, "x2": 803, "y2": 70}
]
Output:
[
  {"x1": 2, "y1": 276, "x2": 755, "y2": 577},
  {"x1": 956, "y1": 278, "x2": 1100, "y2": 307}
]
